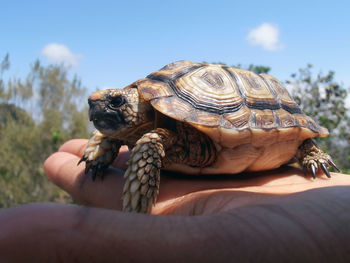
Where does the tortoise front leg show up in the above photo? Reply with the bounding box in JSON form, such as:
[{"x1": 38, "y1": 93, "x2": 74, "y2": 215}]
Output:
[
  {"x1": 122, "y1": 128, "x2": 177, "y2": 213},
  {"x1": 296, "y1": 139, "x2": 340, "y2": 179},
  {"x1": 79, "y1": 130, "x2": 122, "y2": 180}
]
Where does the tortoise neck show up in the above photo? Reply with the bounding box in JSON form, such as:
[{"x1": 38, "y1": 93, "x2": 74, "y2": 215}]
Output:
[{"x1": 117, "y1": 121, "x2": 155, "y2": 145}]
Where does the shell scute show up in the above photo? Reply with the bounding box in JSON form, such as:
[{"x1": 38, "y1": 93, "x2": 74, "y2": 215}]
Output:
[
  {"x1": 221, "y1": 108, "x2": 250, "y2": 129},
  {"x1": 150, "y1": 96, "x2": 193, "y2": 122},
  {"x1": 231, "y1": 69, "x2": 279, "y2": 110},
  {"x1": 260, "y1": 73, "x2": 302, "y2": 114},
  {"x1": 184, "y1": 109, "x2": 220, "y2": 127},
  {"x1": 250, "y1": 109, "x2": 278, "y2": 129},
  {"x1": 136, "y1": 78, "x2": 174, "y2": 101}
]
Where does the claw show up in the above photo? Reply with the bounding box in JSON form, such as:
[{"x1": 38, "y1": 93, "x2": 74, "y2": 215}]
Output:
[
  {"x1": 320, "y1": 163, "x2": 331, "y2": 178},
  {"x1": 77, "y1": 156, "x2": 86, "y2": 166},
  {"x1": 85, "y1": 162, "x2": 91, "y2": 175},
  {"x1": 310, "y1": 164, "x2": 316, "y2": 179},
  {"x1": 328, "y1": 160, "x2": 340, "y2": 172}
]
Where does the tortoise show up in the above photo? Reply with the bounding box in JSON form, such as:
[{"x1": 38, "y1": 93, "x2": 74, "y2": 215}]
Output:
[{"x1": 80, "y1": 60, "x2": 339, "y2": 213}]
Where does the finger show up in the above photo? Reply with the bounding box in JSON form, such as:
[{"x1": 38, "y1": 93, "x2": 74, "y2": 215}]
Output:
[
  {"x1": 58, "y1": 139, "x2": 88, "y2": 156},
  {"x1": 58, "y1": 139, "x2": 130, "y2": 170},
  {"x1": 1, "y1": 187, "x2": 350, "y2": 262},
  {"x1": 44, "y1": 152, "x2": 125, "y2": 210}
]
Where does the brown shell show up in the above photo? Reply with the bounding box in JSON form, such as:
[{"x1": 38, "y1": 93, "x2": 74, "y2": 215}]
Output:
[{"x1": 134, "y1": 61, "x2": 328, "y2": 152}]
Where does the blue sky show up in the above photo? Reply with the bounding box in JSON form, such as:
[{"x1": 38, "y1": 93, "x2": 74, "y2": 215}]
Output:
[{"x1": 2, "y1": 0, "x2": 350, "y2": 96}]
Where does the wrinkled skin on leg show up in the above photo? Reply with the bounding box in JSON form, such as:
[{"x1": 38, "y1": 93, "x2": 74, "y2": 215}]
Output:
[{"x1": 122, "y1": 129, "x2": 169, "y2": 213}]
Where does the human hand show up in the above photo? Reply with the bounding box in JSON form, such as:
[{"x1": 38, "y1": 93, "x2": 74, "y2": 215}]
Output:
[{"x1": 0, "y1": 139, "x2": 349, "y2": 262}]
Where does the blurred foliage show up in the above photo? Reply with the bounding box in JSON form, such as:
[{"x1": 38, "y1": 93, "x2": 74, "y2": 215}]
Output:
[
  {"x1": 0, "y1": 53, "x2": 89, "y2": 207},
  {"x1": 236, "y1": 63, "x2": 271, "y2": 74},
  {"x1": 247, "y1": 64, "x2": 271, "y2": 74}
]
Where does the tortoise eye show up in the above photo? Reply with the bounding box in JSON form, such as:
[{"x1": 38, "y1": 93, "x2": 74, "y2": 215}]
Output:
[{"x1": 110, "y1": 96, "x2": 125, "y2": 108}]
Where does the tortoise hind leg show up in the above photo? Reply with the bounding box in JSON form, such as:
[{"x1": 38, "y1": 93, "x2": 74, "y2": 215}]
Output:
[
  {"x1": 296, "y1": 139, "x2": 340, "y2": 179},
  {"x1": 122, "y1": 128, "x2": 177, "y2": 213}
]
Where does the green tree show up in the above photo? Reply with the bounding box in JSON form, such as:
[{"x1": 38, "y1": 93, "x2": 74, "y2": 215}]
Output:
[
  {"x1": 247, "y1": 64, "x2": 270, "y2": 74},
  {"x1": 0, "y1": 54, "x2": 90, "y2": 207},
  {"x1": 0, "y1": 53, "x2": 10, "y2": 100}
]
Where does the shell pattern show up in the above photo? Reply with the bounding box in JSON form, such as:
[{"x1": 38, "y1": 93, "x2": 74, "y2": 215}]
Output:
[{"x1": 134, "y1": 61, "x2": 328, "y2": 136}]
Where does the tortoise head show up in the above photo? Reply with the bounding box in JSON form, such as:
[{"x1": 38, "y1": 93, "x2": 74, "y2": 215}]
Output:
[{"x1": 88, "y1": 87, "x2": 153, "y2": 138}]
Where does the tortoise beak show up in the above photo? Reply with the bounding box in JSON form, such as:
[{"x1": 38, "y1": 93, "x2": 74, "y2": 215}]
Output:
[
  {"x1": 88, "y1": 90, "x2": 109, "y2": 121},
  {"x1": 88, "y1": 98, "x2": 100, "y2": 121},
  {"x1": 88, "y1": 94, "x2": 110, "y2": 122},
  {"x1": 88, "y1": 104, "x2": 94, "y2": 121}
]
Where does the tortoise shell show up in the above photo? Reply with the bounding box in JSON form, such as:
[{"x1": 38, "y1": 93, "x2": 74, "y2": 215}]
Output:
[{"x1": 131, "y1": 61, "x2": 328, "y2": 174}]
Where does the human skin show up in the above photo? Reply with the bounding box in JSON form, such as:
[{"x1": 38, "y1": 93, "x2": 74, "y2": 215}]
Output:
[{"x1": 0, "y1": 139, "x2": 350, "y2": 262}]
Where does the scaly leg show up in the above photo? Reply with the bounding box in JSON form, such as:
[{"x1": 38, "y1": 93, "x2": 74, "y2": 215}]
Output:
[
  {"x1": 79, "y1": 130, "x2": 122, "y2": 180},
  {"x1": 296, "y1": 139, "x2": 340, "y2": 179},
  {"x1": 122, "y1": 125, "x2": 218, "y2": 213},
  {"x1": 122, "y1": 128, "x2": 177, "y2": 213}
]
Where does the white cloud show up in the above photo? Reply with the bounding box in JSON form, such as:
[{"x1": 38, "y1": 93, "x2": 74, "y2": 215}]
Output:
[
  {"x1": 42, "y1": 43, "x2": 81, "y2": 66},
  {"x1": 247, "y1": 23, "x2": 283, "y2": 51}
]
